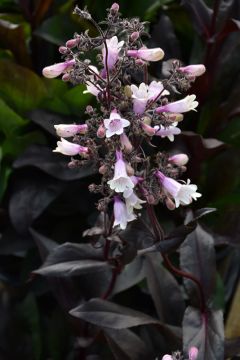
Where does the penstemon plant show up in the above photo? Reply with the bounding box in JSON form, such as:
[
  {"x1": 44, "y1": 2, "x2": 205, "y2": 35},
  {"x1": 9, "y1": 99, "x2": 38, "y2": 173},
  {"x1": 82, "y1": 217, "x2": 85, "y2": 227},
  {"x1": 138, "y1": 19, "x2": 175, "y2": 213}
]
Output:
[{"x1": 40, "y1": 3, "x2": 219, "y2": 359}]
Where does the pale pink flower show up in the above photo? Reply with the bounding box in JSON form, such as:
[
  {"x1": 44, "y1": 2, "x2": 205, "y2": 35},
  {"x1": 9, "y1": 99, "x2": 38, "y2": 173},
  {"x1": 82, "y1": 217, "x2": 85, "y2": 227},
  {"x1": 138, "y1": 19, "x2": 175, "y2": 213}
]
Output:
[
  {"x1": 113, "y1": 196, "x2": 136, "y2": 230},
  {"x1": 162, "y1": 356, "x2": 173, "y2": 360},
  {"x1": 102, "y1": 36, "x2": 124, "y2": 70},
  {"x1": 130, "y1": 81, "x2": 168, "y2": 114},
  {"x1": 168, "y1": 154, "x2": 189, "y2": 166},
  {"x1": 83, "y1": 66, "x2": 102, "y2": 96},
  {"x1": 188, "y1": 347, "x2": 199, "y2": 360},
  {"x1": 154, "y1": 122, "x2": 181, "y2": 142},
  {"x1": 155, "y1": 170, "x2": 201, "y2": 208},
  {"x1": 54, "y1": 124, "x2": 88, "y2": 138},
  {"x1": 53, "y1": 138, "x2": 88, "y2": 156},
  {"x1": 127, "y1": 47, "x2": 164, "y2": 62},
  {"x1": 104, "y1": 110, "x2": 130, "y2": 138},
  {"x1": 42, "y1": 59, "x2": 75, "y2": 78},
  {"x1": 107, "y1": 151, "x2": 134, "y2": 194},
  {"x1": 156, "y1": 95, "x2": 198, "y2": 114},
  {"x1": 179, "y1": 64, "x2": 206, "y2": 77},
  {"x1": 124, "y1": 191, "x2": 145, "y2": 213}
]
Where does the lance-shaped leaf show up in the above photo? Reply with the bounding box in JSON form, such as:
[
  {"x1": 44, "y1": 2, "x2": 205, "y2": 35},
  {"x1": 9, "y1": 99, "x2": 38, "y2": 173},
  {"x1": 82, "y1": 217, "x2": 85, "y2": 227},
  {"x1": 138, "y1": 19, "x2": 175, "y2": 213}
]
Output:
[
  {"x1": 180, "y1": 223, "x2": 216, "y2": 307},
  {"x1": 34, "y1": 260, "x2": 110, "y2": 277},
  {"x1": 69, "y1": 298, "x2": 159, "y2": 329},
  {"x1": 13, "y1": 145, "x2": 96, "y2": 181},
  {"x1": 183, "y1": 306, "x2": 224, "y2": 360},
  {"x1": 144, "y1": 253, "x2": 185, "y2": 326},
  {"x1": 181, "y1": 0, "x2": 212, "y2": 38},
  {"x1": 104, "y1": 328, "x2": 152, "y2": 360}
]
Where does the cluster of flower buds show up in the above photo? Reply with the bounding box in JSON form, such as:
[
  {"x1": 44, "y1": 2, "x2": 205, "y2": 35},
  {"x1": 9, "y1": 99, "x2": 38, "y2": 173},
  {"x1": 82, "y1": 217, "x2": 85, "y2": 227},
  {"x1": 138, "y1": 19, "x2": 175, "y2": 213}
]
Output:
[
  {"x1": 43, "y1": 3, "x2": 205, "y2": 230},
  {"x1": 162, "y1": 346, "x2": 199, "y2": 360}
]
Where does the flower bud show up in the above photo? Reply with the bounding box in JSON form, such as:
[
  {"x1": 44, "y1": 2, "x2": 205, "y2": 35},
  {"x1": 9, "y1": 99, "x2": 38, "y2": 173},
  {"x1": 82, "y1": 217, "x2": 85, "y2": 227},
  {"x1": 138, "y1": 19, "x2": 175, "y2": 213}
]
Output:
[
  {"x1": 42, "y1": 60, "x2": 75, "y2": 78},
  {"x1": 59, "y1": 46, "x2": 68, "y2": 54},
  {"x1": 142, "y1": 116, "x2": 151, "y2": 125},
  {"x1": 168, "y1": 154, "x2": 189, "y2": 166},
  {"x1": 142, "y1": 122, "x2": 156, "y2": 136},
  {"x1": 130, "y1": 31, "x2": 139, "y2": 42},
  {"x1": 66, "y1": 38, "x2": 78, "y2": 48},
  {"x1": 179, "y1": 64, "x2": 206, "y2": 77},
  {"x1": 97, "y1": 124, "x2": 106, "y2": 138},
  {"x1": 146, "y1": 194, "x2": 157, "y2": 205},
  {"x1": 124, "y1": 85, "x2": 132, "y2": 98},
  {"x1": 110, "y1": 3, "x2": 119, "y2": 13},
  {"x1": 188, "y1": 347, "x2": 198, "y2": 360},
  {"x1": 165, "y1": 197, "x2": 176, "y2": 210},
  {"x1": 62, "y1": 73, "x2": 70, "y2": 81},
  {"x1": 120, "y1": 132, "x2": 133, "y2": 153},
  {"x1": 99, "y1": 165, "x2": 107, "y2": 174},
  {"x1": 126, "y1": 164, "x2": 135, "y2": 176},
  {"x1": 167, "y1": 113, "x2": 184, "y2": 122}
]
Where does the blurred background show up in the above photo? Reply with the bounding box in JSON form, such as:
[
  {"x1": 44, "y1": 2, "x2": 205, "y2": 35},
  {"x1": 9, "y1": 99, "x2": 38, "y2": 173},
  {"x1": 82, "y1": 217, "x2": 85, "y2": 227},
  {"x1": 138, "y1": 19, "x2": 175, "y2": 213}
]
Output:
[{"x1": 0, "y1": 0, "x2": 240, "y2": 359}]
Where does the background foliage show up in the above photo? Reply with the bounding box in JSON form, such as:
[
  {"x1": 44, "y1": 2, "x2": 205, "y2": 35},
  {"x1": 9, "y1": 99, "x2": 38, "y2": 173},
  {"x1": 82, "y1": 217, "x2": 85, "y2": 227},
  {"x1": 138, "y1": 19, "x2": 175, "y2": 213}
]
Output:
[{"x1": 0, "y1": 0, "x2": 240, "y2": 359}]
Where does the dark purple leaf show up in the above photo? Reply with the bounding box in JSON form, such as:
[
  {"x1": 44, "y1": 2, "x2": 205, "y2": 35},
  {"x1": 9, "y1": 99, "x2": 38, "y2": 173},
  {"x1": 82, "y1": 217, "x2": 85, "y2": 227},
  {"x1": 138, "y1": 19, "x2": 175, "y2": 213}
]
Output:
[
  {"x1": 112, "y1": 256, "x2": 145, "y2": 295},
  {"x1": 9, "y1": 174, "x2": 65, "y2": 234},
  {"x1": 34, "y1": 260, "x2": 110, "y2": 277},
  {"x1": 183, "y1": 306, "x2": 224, "y2": 360},
  {"x1": 69, "y1": 298, "x2": 159, "y2": 329},
  {"x1": 13, "y1": 145, "x2": 96, "y2": 181},
  {"x1": 104, "y1": 328, "x2": 152, "y2": 360},
  {"x1": 43, "y1": 242, "x2": 104, "y2": 266},
  {"x1": 145, "y1": 253, "x2": 185, "y2": 326},
  {"x1": 180, "y1": 224, "x2": 216, "y2": 306},
  {"x1": 29, "y1": 228, "x2": 58, "y2": 261},
  {"x1": 181, "y1": 0, "x2": 212, "y2": 38}
]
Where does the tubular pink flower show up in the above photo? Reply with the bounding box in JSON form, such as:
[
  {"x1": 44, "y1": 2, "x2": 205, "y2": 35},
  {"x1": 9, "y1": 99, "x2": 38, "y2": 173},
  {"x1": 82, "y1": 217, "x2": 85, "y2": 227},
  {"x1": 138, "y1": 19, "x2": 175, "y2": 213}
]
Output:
[
  {"x1": 102, "y1": 36, "x2": 124, "y2": 70},
  {"x1": 179, "y1": 64, "x2": 206, "y2": 77},
  {"x1": 154, "y1": 123, "x2": 181, "y2": 142},
  {"x1": 188, "y1": 347, "x2": 199, "y2": 360},
  {"x1": 107, "y1": 150, "x2": 134, "y2": 194},
  {"x1": 113, "y1": 196, "x2": 136, "y2": 230},
  {"x1": 168, "y1": 154, "x2": 189, "y2": 166},
  {"x1": 156, "y1": 95, "x2": 198, "y2": 114},
  {"x1": 83, "y1": 66, "x2": 102, "y2": 96},
  {"x1": 54, "y1": 124, "x2": 88, "y2": 138},
  {"x1": 120, "y1": 132, "x2": 133, "y2": 153},
  {"x1": 162, "y1": 356, "x2": 173, "y2": 360},
  {"x1": 53, "y1": 138, "x2": 88, "y2": 156},
  {"x1": 42, "y1": 59, "x2": 75, "y2": 78},
  {"x1": 104, "y1": 110, "x2": 130, "y2": 138},
  {"x1": 131, "y1": 81, "x2": 168, "y2": 114},
  {"x1": 127, "y1": 47, "x2": 164, "y2": 62},
  {"x1": 155, "y1": 170, "x2": 201, "y2": 208}
]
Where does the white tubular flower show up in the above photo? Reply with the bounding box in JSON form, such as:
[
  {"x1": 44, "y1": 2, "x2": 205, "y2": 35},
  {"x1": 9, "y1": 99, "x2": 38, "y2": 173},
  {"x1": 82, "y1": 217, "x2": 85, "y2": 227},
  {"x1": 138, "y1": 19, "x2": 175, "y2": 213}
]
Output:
[
  {"x1": 107, "y1": 150, "x2": 134, "y2": 194},
  {"x1": 42, "y1": 60, "x2": 75, "y2": 78},
  {"x1": 54, "y1": 124, "x2": 88, "y2": 138},
  {"x1": 156, "y1": 95, "x2": 198, "y2": 114},
  {"x1": 104, "y1": 110, "x2": 130, "y2": 138},
  {"x1": 127, "y1": 47, "x2": 164, "y2": 62},
  {"x1": 124, "y1": 191, "x2": 145, "y2": 213},
  {"x1": 168, "y1": 154, "x2": 189, "y2": 166},
  {"x1": 83, "y1": 66, "x2": 102, "y2": 96},
  {"x1": 154, "y1": 122, "x2": 181, "y2": 142},
  {"x1": 155, "y1": 170, "x2": 201, "y2": 208},
  {"x1": 131, "y1": 81, "x2": 168, "y2": 114},
  {"x1": 179, "y1": 64, "x2": 206, "y2": 77},
  {"x1": 113, "y1": 196, "x2": 136, "y2": 230},
  {"x1": 53, "y1": 138, "x2": 88, "y2": 156},
  {"x1": 162, "y1": 356, "x2": 173, "y2": 360},
  {"x1": 102, "y1": 36, "x2": 124, "y2": 70}
]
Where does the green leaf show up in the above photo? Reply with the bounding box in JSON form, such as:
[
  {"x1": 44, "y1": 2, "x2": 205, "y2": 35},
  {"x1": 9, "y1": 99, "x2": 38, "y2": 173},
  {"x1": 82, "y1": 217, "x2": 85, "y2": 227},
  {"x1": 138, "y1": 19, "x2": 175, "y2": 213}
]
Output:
[
  {"x1": 19, "y1": 293, "x2": 42, "y2": 360},
  {"x1": 63, "y1": 84, "x2": 92, "y2": 116},
  {"x1": 0, "y1": 98, "x2": 26, "y2": 135},
  {"x1": 2, "y1": 130, "x2": 46, "y2": 157},
  {"x1": 218, "y1": 116, "x2": 240, "y2": 146},
  {"x1": 0, "y1": 60, "x2": 48, "y2": 114}
]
